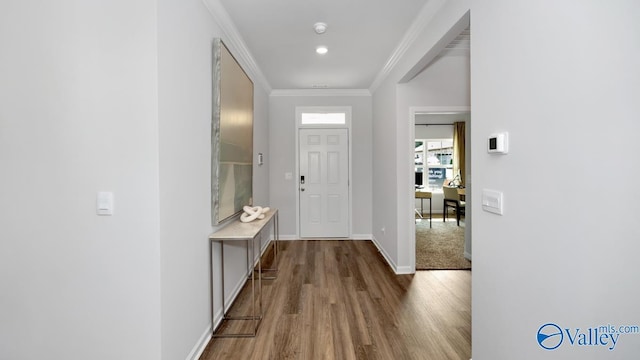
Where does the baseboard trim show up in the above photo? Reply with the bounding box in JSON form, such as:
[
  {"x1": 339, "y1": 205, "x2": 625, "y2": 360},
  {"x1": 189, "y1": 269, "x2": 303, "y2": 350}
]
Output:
[
  {"x1": 464, "y1": 251, "x2": 472, "y2": 261},
  {"x1": 395, "y1": 265, "x2": 414, "y2": 274},
  {"x1": 278, "y1": 234, "x2": 373, "y2": 241},
  {"x1": 351, "y1": 233, "x2": 373, "y2": 240},
  {"x1": 186, "y1": 325, "x2": 212, "y2": 360},
  {"x1": 370, "y1": 235, "x2": 400, "y2": 273}
]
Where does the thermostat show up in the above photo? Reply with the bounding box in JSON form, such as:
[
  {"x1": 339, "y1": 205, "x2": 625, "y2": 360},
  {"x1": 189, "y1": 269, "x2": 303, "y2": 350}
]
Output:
[{"x1": 488, "y1": 132, "x2": 509, "y2": 154}]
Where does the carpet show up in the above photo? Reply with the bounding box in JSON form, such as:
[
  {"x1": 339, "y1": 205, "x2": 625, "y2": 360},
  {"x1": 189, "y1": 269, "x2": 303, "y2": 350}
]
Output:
[{"x1": 415, "y1": 215, "x2": 471, "y2": 270}]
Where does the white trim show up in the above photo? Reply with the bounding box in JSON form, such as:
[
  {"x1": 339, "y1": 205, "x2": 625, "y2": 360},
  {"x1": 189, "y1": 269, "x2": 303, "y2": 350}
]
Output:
[
  {"x1": 202, "y1": 0, "x2": 271, "y2": 93},
  {"x1": 370, "y1": 235, "x2": 398, "y2": 273},
  {"x1": 413, "y1": 106, "x2": 471, "y2": 115},
  {"x1": 271, "y1": 89, "x2": 371, "y2": 97},
  {"x1": 369, "y1": 0, "x2": 447, "y2": 92},
  {"x1": 351, "y1": 233, "x2": 373, "y2": 240},
  {"x1": 278, "y1": 235, "x2": 299, "y2": 241},
  {"x1": 295, "y1": 107, "x2": 353, "y2": 238},
  {"x1": 395, "y1": 266, "x2": 414, "y2": 275},
  {"x1": 464, "y1": 251, "x2": 472, "y2": 261},
  {"x1": 370, "y1": 236, "x2": 411, "y2": 275},
  {"x1": 185, "y1": 325, "x2": 212, "y2": 360}
]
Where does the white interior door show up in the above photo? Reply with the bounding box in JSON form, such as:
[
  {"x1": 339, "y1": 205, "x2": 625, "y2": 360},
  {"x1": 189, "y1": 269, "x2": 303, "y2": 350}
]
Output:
[{"x1": 299, "y1": 128, "x2": 349, "y2": 238}]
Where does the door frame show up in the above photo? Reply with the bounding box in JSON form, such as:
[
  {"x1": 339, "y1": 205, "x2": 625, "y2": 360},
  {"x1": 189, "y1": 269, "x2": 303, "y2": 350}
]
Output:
[
  {"x1": 409, "y1": 106, "x2": 471, "y2": 272},
  {"x1": 295, "y1": 106, "x2": 353, "y2": 239}
]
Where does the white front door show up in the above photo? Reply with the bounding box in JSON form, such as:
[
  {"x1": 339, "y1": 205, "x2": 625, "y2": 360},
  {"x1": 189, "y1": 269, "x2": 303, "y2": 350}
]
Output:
[{"x1": 299, "y1": 128, "x2": 349, "y2": 238}]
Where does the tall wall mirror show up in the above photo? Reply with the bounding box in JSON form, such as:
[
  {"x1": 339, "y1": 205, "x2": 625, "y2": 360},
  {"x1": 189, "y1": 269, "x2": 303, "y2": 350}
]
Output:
[{"x1": 211, "y1": 38, "x2": 254, "y2": 225}]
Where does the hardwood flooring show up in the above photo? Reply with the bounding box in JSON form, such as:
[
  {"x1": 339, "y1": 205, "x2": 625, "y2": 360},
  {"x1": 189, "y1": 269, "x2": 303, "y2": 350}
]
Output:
[{"x1": 200, "y1": 240, "x2": 471, "y2": 360}]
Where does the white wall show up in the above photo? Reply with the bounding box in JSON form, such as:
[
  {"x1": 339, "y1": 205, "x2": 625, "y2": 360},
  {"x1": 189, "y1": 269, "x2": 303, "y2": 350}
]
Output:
[
  {"x1": 0, "y1": 1, "x2": 161, "y2": 359},
  {"x1": 399, "y1": 55, "x2": 470, "y2": 106},
  {"x1": 415, "y1": 123, "x2": 455, "y2": 138},
  {"x1": 0, "y1": 1, "x2": 271, "y2": 359},
  {"x1": 371, "y1": 0, "x2": 471, "y2": 272},
  {"x1": 157, "y1": 1, "x2": 219, "y2": 359},
  {"x1": 398, "y1": 48, "x2": 471, "y2": 270},
  {"x1": 157, "y1": 0, "x2": 271, "y2": 359},
  {"x1": 269, "y1": 93, "x2": 372, "y2": 239},
  {"x1": 471, "y1": 1, "x2": 640, "y2": 359}
]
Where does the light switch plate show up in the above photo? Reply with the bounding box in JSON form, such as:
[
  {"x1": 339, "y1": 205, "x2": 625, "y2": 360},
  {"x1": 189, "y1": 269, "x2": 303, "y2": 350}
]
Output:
[
  {"x1": 97, "y1": 191, "x2": 113, "y2": 216},
  {"x1": 482, "y1": 189, "x2": 503, "y2": 215}
]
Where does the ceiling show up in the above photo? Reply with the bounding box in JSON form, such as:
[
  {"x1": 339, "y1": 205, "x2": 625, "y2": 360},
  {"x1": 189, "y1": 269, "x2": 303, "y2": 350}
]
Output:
[{"x1": 214, "y1": 0, "x2": 434, "y2": 90}]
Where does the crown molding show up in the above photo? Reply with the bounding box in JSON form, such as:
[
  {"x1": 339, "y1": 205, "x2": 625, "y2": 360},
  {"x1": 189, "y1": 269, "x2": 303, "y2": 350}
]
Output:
[
  {"x1": 202, "y1": 0, "x2": 272, "y2": 93},
  {"x1": 270, "y1": 89, "x2": 371, "y2": 97},
  {"x1": 368, "y1": 0, "x2": 447, "y2": 93}
]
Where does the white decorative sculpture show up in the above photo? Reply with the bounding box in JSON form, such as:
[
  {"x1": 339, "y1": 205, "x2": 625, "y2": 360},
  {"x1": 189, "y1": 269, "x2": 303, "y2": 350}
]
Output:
[{"x1": 240, "y1": 205, "x2": 271, "y2": 223}]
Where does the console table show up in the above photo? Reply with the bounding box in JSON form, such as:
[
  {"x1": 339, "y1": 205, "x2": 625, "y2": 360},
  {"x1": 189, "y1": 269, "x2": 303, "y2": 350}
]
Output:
[{"x1": 209, "y1": 208, "x2": 279, "y2": 338}]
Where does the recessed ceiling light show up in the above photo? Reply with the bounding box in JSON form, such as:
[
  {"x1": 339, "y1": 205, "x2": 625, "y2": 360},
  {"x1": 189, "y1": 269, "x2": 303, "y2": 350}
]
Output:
[{"x1": 316, "y1": 46, "x2": 328, "y2": 55}]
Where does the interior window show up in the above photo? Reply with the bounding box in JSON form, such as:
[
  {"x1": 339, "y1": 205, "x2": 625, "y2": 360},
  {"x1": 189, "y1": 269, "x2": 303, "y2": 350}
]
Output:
[{"x1": 300, "y1": 112, "x2": 346, "y2": 125}]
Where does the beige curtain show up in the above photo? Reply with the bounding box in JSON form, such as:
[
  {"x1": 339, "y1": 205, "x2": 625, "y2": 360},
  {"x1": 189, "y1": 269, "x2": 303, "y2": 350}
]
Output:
[{"x1": 453, "y1": 122, "x2": 466, "y2": 186}]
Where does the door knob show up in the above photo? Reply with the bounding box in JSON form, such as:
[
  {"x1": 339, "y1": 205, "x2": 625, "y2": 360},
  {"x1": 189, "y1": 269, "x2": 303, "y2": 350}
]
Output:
[{"x1": 301, "y1": 188, "x2": 305, "y2": 191}]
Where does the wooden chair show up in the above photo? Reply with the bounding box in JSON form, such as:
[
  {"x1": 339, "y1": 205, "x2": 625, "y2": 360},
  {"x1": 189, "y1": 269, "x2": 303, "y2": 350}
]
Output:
[{"x1": 443, "y1": 186, "x2": 465, "y2": 226}]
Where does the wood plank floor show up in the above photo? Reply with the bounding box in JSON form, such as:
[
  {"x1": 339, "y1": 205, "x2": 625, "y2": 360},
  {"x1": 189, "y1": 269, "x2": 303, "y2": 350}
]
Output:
[{"x1": 200, "y1": 240, "x2": 471, "y2": 360}]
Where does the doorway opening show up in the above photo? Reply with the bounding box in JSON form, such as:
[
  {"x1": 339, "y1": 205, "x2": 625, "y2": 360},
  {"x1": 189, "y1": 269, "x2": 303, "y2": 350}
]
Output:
[{"x1": 410, "y1": 109, "x2": 471, "y2": 270}]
